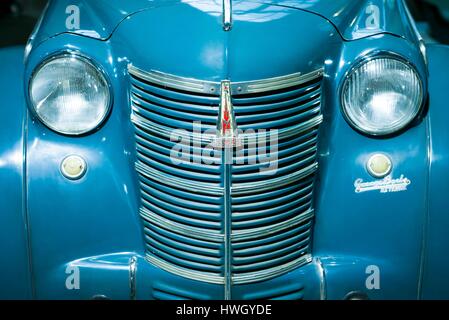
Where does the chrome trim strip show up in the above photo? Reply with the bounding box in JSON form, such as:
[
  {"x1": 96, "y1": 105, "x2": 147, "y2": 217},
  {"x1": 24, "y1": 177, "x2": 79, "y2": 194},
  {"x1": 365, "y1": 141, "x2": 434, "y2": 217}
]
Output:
[
  {"x1": 223, "y1": 148, "x2": 233, "y2": 300},
  {"x1": 129, "y1": 64, "x2": 324, "y2": 96},
  {"x1": 240, "y1": 114, "x2": 323, "y2": 142},
  {"x1": 231, "y1": 68, "x2": 324, "y2": 95},
  {"x1": 131, "y1": 112, "x2": 215, "y2": 144},
  {"x1": 232, "y1": 254, "x2": 313, "y2": 285},
  {"x1": 146, "y1": 254, "x2": 313, "y2": 286},
  {"x1": 222, "y1": 0, "x2": 232, "y2": 31},
  {"x1": 277, "y1": 114, "x2": 323, "y2": 140},
  {"x1": 231, "y1": 208, "x2": 314, "y2": 242},
  {"x1": 136, "y1": 162, "x2": 224, "y2": 196},
  {"x1": 140, "y1": 207, "x2": 224, "y2": 242},
  {"x1": 129, "y1": 256, "x2": 137, "y2": 300},
  {"x1": 129, "y1": 64, "x2": 220, "y2": 95},
  {"x1": 133, "y1": 100, "x2": 322, "y2": 145},
  {"x1": 232, "y1": 162, "x2": 318, "y2": 195},
  {"x1": 315, "y1": 258, "x2": 327, "y2": 300},
  {"x1": 147, "y1": 254, "x2": 225, "y2": 285}
]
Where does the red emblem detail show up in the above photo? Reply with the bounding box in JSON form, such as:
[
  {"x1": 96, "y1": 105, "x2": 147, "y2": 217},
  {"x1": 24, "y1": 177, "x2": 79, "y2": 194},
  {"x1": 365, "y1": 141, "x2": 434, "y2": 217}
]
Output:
[{"x1": 222, "y1": 106, "x2": 231, "y2": 134}]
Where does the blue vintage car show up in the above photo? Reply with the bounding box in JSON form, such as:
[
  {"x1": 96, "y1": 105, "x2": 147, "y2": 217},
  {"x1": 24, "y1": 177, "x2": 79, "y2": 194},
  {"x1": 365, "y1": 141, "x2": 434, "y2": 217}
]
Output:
[{"x1": 1, "y1": 0, "x2": 449, "y2": 300}]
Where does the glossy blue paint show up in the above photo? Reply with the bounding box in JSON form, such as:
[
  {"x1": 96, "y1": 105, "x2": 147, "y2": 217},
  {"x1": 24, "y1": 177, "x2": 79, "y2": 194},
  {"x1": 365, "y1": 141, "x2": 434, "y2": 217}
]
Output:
[
  {"x1": 246, "y1": 0, "x2": 418, "y2": 41},
  {"x1": 30, "y1": 0, "x2": 417, "y2": 46},
  {"x1": 420, "y1": 44, "x2": 449, "y2": 300},
  {"x1": 0, "y1": 46, "x2": 33, "y2": 299},
  {"x1": 1, "y1": 0, "x2": 448, "y2": 299},
  {"x1": 313, "y1": 33, "x2": 429, "y2": 300},
  {"x1": 23, "y1": 34, "x2": 144, "y2": 299}
]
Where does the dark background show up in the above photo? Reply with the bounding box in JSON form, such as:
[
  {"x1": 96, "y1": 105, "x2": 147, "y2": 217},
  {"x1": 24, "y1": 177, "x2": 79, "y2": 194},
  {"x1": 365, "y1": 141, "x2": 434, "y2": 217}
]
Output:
[
  {"x1": 0, "y1": 0, "x2": 47, "y2": 47},
  {"x1": 0, "y1": 0, "x2": 448, "y2": 48}
]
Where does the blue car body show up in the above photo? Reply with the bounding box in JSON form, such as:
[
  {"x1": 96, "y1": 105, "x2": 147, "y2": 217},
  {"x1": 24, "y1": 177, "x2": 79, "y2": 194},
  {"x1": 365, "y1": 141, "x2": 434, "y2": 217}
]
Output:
[{"x1": 1, "y1": 0, "x2": 449, "y2": 300}]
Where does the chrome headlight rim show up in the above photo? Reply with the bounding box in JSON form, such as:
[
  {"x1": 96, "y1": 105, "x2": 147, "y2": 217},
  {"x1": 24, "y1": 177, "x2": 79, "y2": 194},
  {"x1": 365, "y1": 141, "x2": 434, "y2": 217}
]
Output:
[
  {"x1": 340, "y1": 52, "x2": 425, "y2": 137},
  {"x1": 28, "y1": 51, "x2": 113, "y2": 136}
]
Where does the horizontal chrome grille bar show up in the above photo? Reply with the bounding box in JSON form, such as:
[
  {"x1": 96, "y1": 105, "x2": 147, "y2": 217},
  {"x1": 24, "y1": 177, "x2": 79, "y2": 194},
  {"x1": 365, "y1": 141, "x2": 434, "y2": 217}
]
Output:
[
  {"x1": 147, "y1": 254, "x2": 225, "y2": 285},
  {"x1": 232, "y1": 254, "x2": 312, "y2": 285},
  {"x1": 129, "y1": 64, "x2": 324, "y2": 96},
  {"x1": 231, "y1": 209, "x2": 314, "y2": 242},
  {"x1": 146, "y1": 253, "x2": 312, "y2": 286},
  {"x1": 129, "y1": 65, "x2": 221, "y2": 95},
  {"x1": 232, "y1": 162, "x2": 318, "y2": 195},
  {"x1": 136, "y1": 162, "x2": 223, "y2": 196},
  {"x1": 232, "y1": 68, "x2": 324, "y2": 95},
  {"x1": 140, "y1": 207, "x2": 224, "y2": 242}
]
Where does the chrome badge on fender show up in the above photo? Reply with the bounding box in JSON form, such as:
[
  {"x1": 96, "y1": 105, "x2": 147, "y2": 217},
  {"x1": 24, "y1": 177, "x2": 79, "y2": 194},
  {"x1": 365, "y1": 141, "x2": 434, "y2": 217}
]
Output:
[{"x1": 354, "y1": 175, "x2": 411, "y2": 194}]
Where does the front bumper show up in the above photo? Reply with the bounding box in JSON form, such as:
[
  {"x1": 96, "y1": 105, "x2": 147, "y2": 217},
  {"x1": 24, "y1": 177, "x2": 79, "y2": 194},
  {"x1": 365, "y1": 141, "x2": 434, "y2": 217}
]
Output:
[{"x1": 51, "y1": 252, "x2": 404, "y2": 300}]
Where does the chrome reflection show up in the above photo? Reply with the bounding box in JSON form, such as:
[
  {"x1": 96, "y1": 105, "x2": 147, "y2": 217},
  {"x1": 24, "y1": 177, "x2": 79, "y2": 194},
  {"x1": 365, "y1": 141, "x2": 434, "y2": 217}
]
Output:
[{"x1": 128, "y1": 64, "x2": 324, "y2": 96}]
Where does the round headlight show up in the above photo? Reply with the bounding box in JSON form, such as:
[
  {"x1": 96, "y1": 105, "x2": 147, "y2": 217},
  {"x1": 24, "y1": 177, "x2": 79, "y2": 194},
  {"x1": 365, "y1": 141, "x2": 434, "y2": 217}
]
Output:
[
  {"x1": 29, "y1": 53, "x2": 111, "y2": 135},
  {"x1": 341, "y1": 56, "x2": 423, "y2": 136}
]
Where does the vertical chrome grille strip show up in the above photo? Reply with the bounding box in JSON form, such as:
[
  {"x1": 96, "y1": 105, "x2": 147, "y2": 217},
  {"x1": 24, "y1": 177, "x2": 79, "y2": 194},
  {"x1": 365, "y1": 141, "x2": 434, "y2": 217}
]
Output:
[
  {"x1": 223, "y1": 149, "x2": 233, "y2": 300},
  {"x1": 221, "y1": 79, "x2": 234, "y2": 300}
]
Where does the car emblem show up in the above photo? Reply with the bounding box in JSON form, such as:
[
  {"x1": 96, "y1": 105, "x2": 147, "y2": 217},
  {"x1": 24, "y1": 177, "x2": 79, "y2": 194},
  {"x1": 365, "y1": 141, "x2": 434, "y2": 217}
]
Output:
[{"x1": 216, "y1": 80, "x2": 240, "y2": 148}]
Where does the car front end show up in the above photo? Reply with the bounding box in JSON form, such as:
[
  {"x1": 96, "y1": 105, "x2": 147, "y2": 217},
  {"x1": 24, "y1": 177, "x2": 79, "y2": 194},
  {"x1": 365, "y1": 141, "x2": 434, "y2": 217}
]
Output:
[{"x1": 2, "y1": 0, "x2": 449, "y2": 300}]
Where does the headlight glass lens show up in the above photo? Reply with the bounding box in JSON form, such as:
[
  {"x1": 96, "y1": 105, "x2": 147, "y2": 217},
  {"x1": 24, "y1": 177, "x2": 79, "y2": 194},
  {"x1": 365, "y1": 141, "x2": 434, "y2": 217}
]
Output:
[
  {"x1": 30, "y1": 54, "x2": 111, "y2": 135},
  {"x1": 342, "y1": 57, "x2": 423, "y2": 136}
]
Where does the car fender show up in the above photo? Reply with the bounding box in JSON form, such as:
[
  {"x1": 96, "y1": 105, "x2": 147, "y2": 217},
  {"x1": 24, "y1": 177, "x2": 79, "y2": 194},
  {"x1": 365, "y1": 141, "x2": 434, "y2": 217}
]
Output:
[
  {"x1": 0, "y1": 46, "x2": 32, "y2": 299},
  {"x1": 420, "y1": 44, "x2": 449, "y2": 299}
]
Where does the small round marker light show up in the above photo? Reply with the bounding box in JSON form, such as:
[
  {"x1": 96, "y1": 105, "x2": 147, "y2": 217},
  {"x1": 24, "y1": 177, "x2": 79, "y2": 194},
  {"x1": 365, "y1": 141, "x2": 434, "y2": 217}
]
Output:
[
  {"x1": 61, "y1": 155, "x2": 87, "y2": 180},
  {"x1": 367, "y1": 154, "x2": 392, "y2": 179}
]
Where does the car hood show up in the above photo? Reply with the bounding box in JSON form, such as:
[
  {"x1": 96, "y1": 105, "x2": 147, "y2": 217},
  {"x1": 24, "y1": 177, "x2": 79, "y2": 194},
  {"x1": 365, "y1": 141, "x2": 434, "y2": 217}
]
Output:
[
  {"x1": 111, "y1": 1, "x2": 338, "y2": 83},
  {"x1": 32, "y1": 0, "x2": 416, "y2": 45}
]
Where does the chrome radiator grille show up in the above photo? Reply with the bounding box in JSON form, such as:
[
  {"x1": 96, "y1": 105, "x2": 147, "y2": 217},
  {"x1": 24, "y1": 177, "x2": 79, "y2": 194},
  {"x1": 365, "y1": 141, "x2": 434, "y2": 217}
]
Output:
[
  {"x1": 129, "y1": 65, "x2": 323, "y2": 288},
  {"x1": 231, "y1": 76, "x2": 322, "y2": 283}
]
